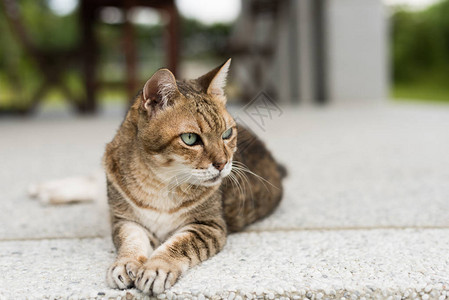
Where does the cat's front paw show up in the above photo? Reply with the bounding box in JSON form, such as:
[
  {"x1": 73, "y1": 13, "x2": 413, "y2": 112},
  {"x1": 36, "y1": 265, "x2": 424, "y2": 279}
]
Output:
[
  {"x1": 106, "y1": 257, "x2": 144, "y2": 289},
  {"x1": 135, "y1": 257, "x2": 182, "y2": 295}
]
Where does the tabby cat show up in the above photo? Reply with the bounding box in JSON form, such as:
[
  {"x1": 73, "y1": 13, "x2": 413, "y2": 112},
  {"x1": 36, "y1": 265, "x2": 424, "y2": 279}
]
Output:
[{"x1": 103, "y1": 59, "x2": 285, "y2": 294}]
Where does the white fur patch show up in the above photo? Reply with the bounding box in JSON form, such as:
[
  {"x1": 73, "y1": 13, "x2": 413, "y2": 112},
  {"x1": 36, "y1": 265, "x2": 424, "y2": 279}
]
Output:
[
  {"x1": 208, "y1": 58, "x2": 231, "y2": 96},
  {"x1": 158, "y1": 82, "x2": 176, "y2": 107},
  {"x1": 28, "y1": 171, "x2": 104, "y2": 205},
  {"x1": 188, "y1": 162, "x2": 232, "y2": 187},
  {"x1": 130, "y1": 201, "x2": 189, "y2": 241}
]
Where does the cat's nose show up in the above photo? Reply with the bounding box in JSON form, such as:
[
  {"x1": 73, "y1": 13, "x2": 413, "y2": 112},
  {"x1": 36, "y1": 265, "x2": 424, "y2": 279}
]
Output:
[{"x1": 213, "y1": 161, "x2": 226, "y2": 171}]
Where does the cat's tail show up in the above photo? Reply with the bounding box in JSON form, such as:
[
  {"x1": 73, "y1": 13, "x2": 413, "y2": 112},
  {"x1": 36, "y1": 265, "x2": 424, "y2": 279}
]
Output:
[{"x1": 277, "y1": 163, "x2": 288, "y2": 179}]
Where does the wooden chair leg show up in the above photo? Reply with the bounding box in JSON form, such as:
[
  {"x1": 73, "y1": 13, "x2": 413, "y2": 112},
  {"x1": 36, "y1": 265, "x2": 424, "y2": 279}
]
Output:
[
  {"x1": 123, "y1": 5, "x2": 138, "y2": 104},
  {"x1": 165, "y1": 0, "x2": 179, "y2": 76},
  {"x1": 79, "y1": 0, "x2": 97, "y2": 113},
  {"x1": 29, "y1": 80, "x2": 51, "y2": 113}
]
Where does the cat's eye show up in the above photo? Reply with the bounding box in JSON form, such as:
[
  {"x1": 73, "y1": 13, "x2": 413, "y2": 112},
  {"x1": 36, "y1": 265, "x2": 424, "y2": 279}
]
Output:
[
  {"x1": 222, "y1": 128, "x2": 233, "y2": 139},
  {"x1": 180, "y1": 133, "x2": 199, "y2": 146}
]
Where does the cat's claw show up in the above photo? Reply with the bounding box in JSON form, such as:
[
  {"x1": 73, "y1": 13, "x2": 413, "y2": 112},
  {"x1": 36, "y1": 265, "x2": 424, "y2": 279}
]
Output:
[
  {"x1": 135, "y1": 258, "x2": 180, "y2": 294},
  {"x1": 107, "y1": 258, "x2": 142, "y2": 289}
]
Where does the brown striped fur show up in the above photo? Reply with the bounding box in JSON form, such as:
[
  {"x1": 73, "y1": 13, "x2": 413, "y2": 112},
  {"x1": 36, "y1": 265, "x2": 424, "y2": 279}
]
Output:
[{"x1": 103, "y1": 59, "x2": 285, "y2": 294}]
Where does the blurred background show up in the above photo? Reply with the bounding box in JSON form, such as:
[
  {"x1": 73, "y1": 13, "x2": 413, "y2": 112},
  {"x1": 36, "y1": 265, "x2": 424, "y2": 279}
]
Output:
[
  {"x1": 2, "y1": 1, "x2": 449, "y2": 282},
  {"x1": 0, "y1": 0, "x2": 447, "y2": 116}
]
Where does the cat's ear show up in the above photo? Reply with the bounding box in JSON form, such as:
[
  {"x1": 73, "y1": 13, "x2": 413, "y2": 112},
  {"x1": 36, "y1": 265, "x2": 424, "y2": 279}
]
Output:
[
  {"x1": 142, "y1": 68, "x2": 180, "y2": 114},
  {"x1": 197, "y1": 58, "x2": 231, "y2": 99}
]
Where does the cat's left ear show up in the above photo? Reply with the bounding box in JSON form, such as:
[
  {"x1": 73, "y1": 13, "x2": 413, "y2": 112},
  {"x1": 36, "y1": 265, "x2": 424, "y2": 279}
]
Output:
[{"x1": 197, "y1": 58, "x2": 231, "y2": 101}]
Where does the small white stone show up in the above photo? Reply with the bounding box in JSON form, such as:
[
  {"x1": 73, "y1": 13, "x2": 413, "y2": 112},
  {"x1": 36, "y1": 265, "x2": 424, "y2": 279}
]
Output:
[
  {"x1": 316, "y1": 292, "x2": 324, "y2": 299},
  {"x1": 422, "y1": 294, "x2": 429, "y2": 300},
  {"x1": 198, "y1": 294, "x2": 205, "y2": 300},
  {"x1": 267, "y1": 293, "x2": 275, "y2": 300},
  {"x1": 166, "y1": 291, "x2": 174, "y2": 300},
  {"x1": 228, "y1": 292, "x2": 236, "y2": 300}
]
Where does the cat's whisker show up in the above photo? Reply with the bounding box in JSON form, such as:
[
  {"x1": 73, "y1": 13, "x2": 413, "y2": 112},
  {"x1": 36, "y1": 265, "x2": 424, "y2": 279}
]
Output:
[
  {"x1": 232, "y1": 168, "x2": 254, "y2": 208},
  {"x1": 232, "y1": 167, "x2": 251, "y2": 194},
  {"x1": 230, "y1": 170, "x2": 248, "y2": 199},
  {"x1": 179, "y1": 182, "x2": 197, "y2": 203},
  {"x1": 232, "y1": 161, "x2": 279, "y2": 191},
  {"x1": 233, "y1": 166, "x2": 270, "y2": 193},
  {"x1": 155, "y1": 166, "x2": 190, "y2": 189},
  {"x1": 152, "y1": 167, "x2": 188, "y2": 192},
  {"x1": 154, "y1": 173, "x2": 181, "y2": 193},
  {"x1": 227, "y1": 172, "x2": 246, "y2": 215},
  {"x1": 167, "y1": 173, "x2": 192, "y2": 193},
  {"x1": 173, "y1": 176, "x2": 196, "y2": 203},
  {"x1": 228, "y1": 172, "x2": 244, "y2": 199},
  {"x1": 231, "y1": 169, "x2": 254, "y2": 215}
]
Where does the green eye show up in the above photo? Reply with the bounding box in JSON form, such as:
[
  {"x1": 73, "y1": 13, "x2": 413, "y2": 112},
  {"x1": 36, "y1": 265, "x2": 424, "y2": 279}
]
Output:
[
  {"x1": 181, "y1": 133, "x2": 199, "y2": 146},
  {"x1": 222, "y1": 128, "x2": 233, "y2": 139}
]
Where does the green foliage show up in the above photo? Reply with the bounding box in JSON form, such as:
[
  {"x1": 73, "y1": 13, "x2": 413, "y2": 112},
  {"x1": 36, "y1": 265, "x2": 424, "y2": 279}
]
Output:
[
  {"x1": 20, "y1": 0, "x2": 79, "y2": 50},
  {"x1": 0, "y1": 0, "x2": 232, "y2": 110},
  {"x1": 393, "y1": 82, "x2": 449, "y2": 102},
  {"x1": 180, "y1": 18, "x2": 232, "y2": 59},
  {"x1": 391, "y1": 0, "x2": 449, "y2": 101},
  {"x1": 0, "y1": 0, "x2": 79, "y2": 108}
]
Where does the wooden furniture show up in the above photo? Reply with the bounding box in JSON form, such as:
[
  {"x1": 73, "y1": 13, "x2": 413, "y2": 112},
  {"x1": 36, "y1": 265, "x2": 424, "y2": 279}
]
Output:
[
  {"x1": 80, "y1": 0, "x2": 179, "y2": 112},
  {"x1": 1, "y1": 0, "x2": 179, "y2": 114}
]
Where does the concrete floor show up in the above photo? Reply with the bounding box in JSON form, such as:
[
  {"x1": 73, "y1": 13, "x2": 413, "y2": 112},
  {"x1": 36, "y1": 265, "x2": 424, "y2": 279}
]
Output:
[{"x1": 1, "y1": 102, "x2": 449, "y2": 299}]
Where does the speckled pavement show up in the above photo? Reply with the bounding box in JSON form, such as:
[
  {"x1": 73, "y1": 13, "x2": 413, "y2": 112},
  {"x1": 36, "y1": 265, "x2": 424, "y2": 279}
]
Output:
[{"x1": 1, "y1": 102, "x2": 449, "y2": 299}]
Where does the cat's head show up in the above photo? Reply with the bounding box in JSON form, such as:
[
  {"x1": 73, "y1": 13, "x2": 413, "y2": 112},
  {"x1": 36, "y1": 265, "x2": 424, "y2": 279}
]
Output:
[{"x1": 134, "y1": 59, "x2": 236, "y2": 187}]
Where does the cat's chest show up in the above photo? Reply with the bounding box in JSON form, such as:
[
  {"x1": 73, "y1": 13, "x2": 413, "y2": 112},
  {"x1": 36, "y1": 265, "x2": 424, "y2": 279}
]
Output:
[{"x1": 132, "y1": 206, "x2": 188, "y2": 241}]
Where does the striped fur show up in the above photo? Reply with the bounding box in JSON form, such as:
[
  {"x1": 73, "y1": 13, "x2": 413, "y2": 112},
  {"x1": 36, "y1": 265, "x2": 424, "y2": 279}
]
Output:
[{"x1": 103, "y1": 60, "x2": 285, "y2": 294}]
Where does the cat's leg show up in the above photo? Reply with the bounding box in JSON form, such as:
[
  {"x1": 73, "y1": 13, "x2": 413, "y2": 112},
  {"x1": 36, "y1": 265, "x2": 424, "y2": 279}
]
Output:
[
  {"x1": 107, "y1": 221, "x2": 159, "y2": 289},
  {"x1": 135, "y1": 219, "x2": 227, "y2": 294},
  {"x1": 28, "y1": 170, "x2": 104, "y2": 205}
]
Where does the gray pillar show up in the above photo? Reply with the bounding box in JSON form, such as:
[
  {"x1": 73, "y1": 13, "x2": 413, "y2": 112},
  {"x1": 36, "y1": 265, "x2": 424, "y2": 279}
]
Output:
[{"x1": 325, "y1": 0, "x2": 388, "y2": 102}]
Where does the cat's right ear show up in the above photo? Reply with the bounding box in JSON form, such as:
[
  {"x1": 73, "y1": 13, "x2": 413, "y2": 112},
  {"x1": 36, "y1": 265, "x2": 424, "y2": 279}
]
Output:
[{"x1": 142, "y1": 69, "x2": 180, "y2": 115}]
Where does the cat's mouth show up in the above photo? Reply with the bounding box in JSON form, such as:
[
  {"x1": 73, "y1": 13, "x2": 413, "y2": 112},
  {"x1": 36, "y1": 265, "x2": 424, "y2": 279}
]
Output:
[
  {"x1": 205, "y1": 174, "x2": 221, "y2": 183},
  {"x1": 190, "y1": 163, "x2": 232, "y2": 186}
]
